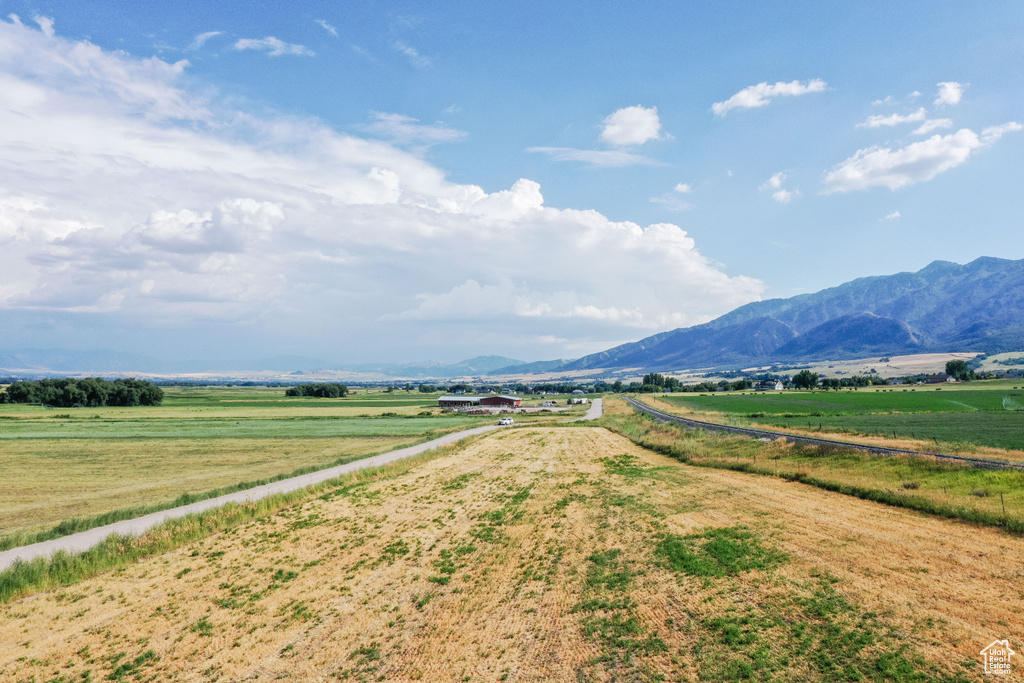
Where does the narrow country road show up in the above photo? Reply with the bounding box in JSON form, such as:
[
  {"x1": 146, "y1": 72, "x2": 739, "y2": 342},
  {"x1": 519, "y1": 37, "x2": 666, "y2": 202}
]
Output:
[{"x1": 0, "y1": 399, "x2": 602, "y2": 572}]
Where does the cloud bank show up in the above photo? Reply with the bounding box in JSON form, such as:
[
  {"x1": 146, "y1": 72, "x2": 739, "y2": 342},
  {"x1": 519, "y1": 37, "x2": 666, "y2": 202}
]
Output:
[{"x1": 0, "y1": 18, "x2": 762, "y2": 361}]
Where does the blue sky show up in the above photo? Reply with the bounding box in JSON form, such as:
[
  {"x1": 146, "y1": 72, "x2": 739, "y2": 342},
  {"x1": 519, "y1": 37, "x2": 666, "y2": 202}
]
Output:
[{"x1": 0, "y1": 1, "x2": 1021, "y2": 367}]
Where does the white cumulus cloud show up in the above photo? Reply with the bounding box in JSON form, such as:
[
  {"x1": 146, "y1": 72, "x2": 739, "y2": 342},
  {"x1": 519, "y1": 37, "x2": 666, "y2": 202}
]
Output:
[
  {"x1": 913, "y1": 118, "x2": 953, "y2": 135},
  {"x1": 712, "y1": 79, "x2": 826, "y2": 116},
  {"x1": 0, "y1": 17, "x2": 762, "y2": 361},
  {"x1": 599, "y1": 105, "x2": 664, "y2": 146},
  {"x1": 882, "y1": 211, "x2": 901, "y2": 220},
  {"x1": 934, "y1": 81, "x2": 965, "y2": 106},
  {"x1": 821, "y1": 124, "x2": 1020, "y2": 193},
  {"x1": 856, "y1": 108, "x2": 927, "y2": 128},
  {"x1": 33, "y1": 15, "x2": 54, "y2": 37},
  {"x1": 234, "y1": 36, "x2": 314, "y2": 57},
  {"x1": 760, "y1": 173, "x2": 799, "y2": 203}
]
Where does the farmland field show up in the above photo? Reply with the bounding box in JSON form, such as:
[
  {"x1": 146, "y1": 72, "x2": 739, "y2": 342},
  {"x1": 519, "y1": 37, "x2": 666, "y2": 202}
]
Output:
[
  {"x1": 0, "y1": 387, "x2": 576, "y2": 542},
  {"x1": 1, "y1": 424, "x2": 1016, "y2": 681},
  {"x1": 602, "y1": 396, "x2": 1024, "y2": 527},
  {"x1": 657, "y1": 383, "x2": 1024, "y2": 452}
]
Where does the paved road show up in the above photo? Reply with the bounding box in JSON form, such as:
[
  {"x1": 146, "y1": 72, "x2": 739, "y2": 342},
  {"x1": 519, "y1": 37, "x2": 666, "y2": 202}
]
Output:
[
  {"x1": 575, "y1": 398, "x2": 603, "y2": 422},
  {"x1": 624, "y1": 396, "x2": 1023, "y2": 472},
  {"x1": 0, "y1": 398, "x2": 603, "y2": 572}
]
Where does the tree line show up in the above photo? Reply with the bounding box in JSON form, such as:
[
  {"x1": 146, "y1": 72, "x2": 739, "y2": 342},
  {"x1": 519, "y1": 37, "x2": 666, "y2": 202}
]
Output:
[
  {"x1": 0, "y1": 378, "x2": 164, "y2": 407},
  {"x1": 285, "y1": 383, "x2": 349, "y2": 398}
]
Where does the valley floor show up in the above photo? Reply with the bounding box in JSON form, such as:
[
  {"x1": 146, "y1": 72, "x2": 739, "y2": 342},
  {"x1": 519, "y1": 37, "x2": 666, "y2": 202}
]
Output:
[{"x1": 1, "y1": 426, "x2": 1019, "y2": 681}]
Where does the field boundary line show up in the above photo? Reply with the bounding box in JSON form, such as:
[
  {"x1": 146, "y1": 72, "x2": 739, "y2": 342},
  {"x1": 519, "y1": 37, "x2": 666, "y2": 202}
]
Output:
[
  {"x1": 0, "y1": 399, "x2": 602, "y2": 572},
  {"x1": 624, "y1": 396, "x2": 1024, "y2": 472}
]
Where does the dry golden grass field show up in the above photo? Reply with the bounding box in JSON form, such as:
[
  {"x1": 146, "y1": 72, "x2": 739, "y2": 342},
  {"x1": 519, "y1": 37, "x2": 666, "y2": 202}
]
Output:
[
  {"x1": 1, "y1": 426, "x2": 1021, "y2": 682},
  {"x1": 0, "y1": 437, "x2": 411, "y2": 538}
]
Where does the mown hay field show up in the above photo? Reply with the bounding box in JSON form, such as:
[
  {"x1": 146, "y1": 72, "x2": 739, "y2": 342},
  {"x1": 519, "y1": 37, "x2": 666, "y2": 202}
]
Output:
[{"x1": 1, "y1": 425, "x2": 1018, "y2": 681}]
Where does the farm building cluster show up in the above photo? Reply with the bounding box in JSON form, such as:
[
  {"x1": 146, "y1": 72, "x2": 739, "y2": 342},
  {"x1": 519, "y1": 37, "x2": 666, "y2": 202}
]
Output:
[
  {"x1": 437, "y1": 394, "x2": 588, "y2": 413},
  {"x1": 437, "y1": 395, "x2": 522, "y2": 413}
]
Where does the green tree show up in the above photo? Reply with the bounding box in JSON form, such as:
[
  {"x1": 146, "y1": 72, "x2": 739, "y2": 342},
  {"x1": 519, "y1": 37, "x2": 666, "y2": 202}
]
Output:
[
  {"x1": 792, "y1": 370, "x2": 818, "y2": 390},
  {"x1": 945, "y1": 360, "x2": 973, "y2": 381}
]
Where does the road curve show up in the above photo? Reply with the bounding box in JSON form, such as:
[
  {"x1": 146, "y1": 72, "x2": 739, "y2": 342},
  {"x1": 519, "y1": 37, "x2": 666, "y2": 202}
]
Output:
[
  {"x1": 0, "y1": 398, "x2": 603, "y2": 572},
  {"x1": 624, "y1": 396, "x2": 1024, "y2": 472}
]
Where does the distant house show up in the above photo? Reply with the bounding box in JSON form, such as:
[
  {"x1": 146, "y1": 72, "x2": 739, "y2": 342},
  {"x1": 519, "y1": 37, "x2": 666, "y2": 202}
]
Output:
[
  {"x1": 572, "y1": 389, "x2": 585, "y2": 395},
  {"x1": 755, "y1": 380, "x2": 784, "y2": 392},
  {"x1": 923, "y1": 374, "x2": 957, "y2": 384}
]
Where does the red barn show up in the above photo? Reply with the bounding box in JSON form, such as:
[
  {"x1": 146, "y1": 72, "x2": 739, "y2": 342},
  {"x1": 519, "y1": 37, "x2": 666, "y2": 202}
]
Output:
[{"x1": 479, "y1": 395, "x2": 521, "y2": 408}]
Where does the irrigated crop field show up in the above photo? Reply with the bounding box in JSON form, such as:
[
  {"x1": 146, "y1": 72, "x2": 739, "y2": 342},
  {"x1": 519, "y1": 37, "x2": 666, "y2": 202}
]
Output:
[
  {"x1": 2, "y1": 424, "x2": 1018, "y2": 681},
  {"x1": 0, "y1": 387, "x2": 586, "y2": 545},
  {"x1": 658, "y1": 382, "x2": 1024, "y2": 453}
]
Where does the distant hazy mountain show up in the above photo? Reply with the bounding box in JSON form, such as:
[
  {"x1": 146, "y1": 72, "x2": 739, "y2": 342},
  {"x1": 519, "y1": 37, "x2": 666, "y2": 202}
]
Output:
[
  {"x1": 7, "y1": 258, "x2": 1022, "y2": 378},
  {"x1": 340, "y1": 355, "x2": 525, "y2": 379},
  {"x1": 0, "y1": 349, "x2": 165, "y2": 373},
  {"x1": 495, "y1": 257, "x2": 1024, "y2": 374},
  {"x1": 0, "y1": 350, "x2": 525, "y2": 379}
]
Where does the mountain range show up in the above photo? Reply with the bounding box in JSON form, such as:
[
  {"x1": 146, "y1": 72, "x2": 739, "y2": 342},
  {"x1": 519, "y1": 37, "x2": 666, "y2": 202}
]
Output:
[
  {"x1": 0, "y1": 349, "x2": 525, "y2": 380},
  {"x1": 493, "y1": 256, "x2": 1024, "y2": 374},
  {"x1": 4, "y1": 258, "x2": 1022, "y2": 378}
]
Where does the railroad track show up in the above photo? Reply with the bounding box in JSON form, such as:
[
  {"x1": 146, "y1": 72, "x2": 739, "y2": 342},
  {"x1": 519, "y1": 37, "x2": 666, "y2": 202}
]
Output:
[{"x1": 623, "y1": 395, "x2": 1024, "y2": 472}]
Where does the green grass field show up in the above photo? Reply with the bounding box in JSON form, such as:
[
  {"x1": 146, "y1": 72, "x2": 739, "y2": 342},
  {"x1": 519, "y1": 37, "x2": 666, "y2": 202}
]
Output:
[
  {"x1": 660, "y1": 386, "x2": 1023, "y2": 415},
  {"x1": 658, "y1": 383, "x2": 1024, "y2": 452}
]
